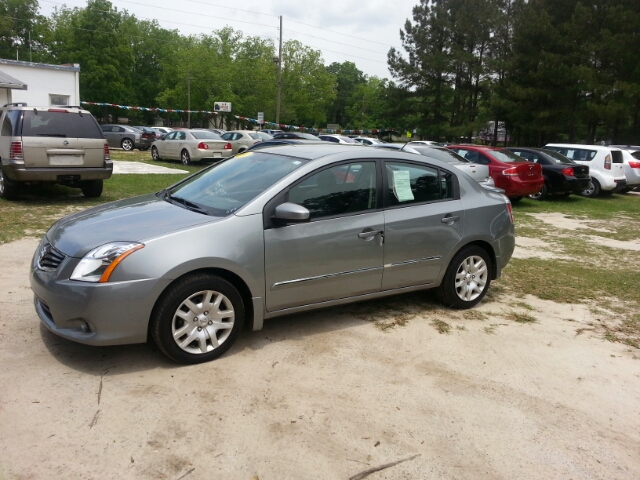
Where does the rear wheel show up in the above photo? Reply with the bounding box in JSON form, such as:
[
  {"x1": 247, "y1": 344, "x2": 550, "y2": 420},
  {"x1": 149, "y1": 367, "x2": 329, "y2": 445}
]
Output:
[
  {"x1": 151, "y1": 146, "x2": 161, "y2": 161},
  {"x1": 151, "y1": 274, "x2": 245, "y2": 364},
  {"x1": 80, "y1": 179, "x2": 103, "y2": 198},
  {"x1": 437, "y1": 245, "x2": 492, "y2": 309},
  {"x1": 121, "y1": 138, "x2": 134, "y2": 151},
  {"x1": 0, "y1": 170, "x2": 19, "y2": 200},
  {"x1": 581, "y1": 178, "x2": 600, "y2": 197},
  {"x1": 181, "y1": 149, "x2": 191, "y2": 165},
  {"x1": 528, "y1": 183, "x2": 548, "y2": 201}
]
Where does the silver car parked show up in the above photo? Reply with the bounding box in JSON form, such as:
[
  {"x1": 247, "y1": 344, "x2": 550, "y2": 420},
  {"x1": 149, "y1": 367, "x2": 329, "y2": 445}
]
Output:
[
  {"x1": 151, "y1": 129, "x2": 233, "y2": 165},
  {"x1": 31, "y1": 145, "x2": 515, "y2": 364}
]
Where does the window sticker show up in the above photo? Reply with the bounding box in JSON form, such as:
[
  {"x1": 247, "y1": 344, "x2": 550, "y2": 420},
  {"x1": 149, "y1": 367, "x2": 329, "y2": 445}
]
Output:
[{"x1": 392, "y1": 170, "x2": 414, "y2": 202}]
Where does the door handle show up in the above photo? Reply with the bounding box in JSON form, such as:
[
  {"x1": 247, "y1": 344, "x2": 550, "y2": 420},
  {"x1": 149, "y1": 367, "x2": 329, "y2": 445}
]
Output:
[
  {"x1": 358, "y1": 230, "x2": 384, "y2": 239},
  {"x1": 441, "y1": 215, "x2": 460, "y2": 224}
]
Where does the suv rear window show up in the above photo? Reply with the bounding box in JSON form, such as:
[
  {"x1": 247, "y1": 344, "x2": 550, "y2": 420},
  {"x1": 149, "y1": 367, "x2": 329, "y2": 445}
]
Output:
[
  {"x1": 21, "y1": 110, "x2": 103, "y2": 139},
  {"x1": 611, "y1": 151, "x2": 623, "y2": 163}
]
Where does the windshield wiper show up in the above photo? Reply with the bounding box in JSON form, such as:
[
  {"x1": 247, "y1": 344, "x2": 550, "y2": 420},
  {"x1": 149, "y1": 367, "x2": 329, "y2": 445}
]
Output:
[{"x1": 166, "y1": 194, "x2": 209, "y2": 215}]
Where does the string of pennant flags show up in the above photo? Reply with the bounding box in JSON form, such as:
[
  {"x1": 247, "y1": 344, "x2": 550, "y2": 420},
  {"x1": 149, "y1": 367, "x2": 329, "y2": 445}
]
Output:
[{"x1": 79, "y1": 101, "x2": 397, "y2": 135}]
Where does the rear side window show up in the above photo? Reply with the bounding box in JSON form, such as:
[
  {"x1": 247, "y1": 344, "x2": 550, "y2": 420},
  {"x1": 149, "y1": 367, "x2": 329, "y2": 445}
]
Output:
[
  {"x1": 548, "y1": 147, "x2": 596, "y2": 161},
  {"x1": 22, "y1": 111, "x2": 102, "y2": 138},
  {"x1": 1, "y1": 110, "x2": 21, "y2": 136},
  {"x1": 386, "y1": 161, "x2": 454, "y2": 207}
]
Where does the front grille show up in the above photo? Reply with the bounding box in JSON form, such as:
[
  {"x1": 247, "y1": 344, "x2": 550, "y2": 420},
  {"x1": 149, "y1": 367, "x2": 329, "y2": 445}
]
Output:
[{"x1": 37, "y1": 242, "x2": 66, "y2": 271}]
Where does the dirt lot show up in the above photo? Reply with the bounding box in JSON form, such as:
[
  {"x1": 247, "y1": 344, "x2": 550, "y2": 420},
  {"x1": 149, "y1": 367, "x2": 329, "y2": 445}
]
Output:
[{"x1": 1, "y1": 225, "x2": 639, "y2": 479}]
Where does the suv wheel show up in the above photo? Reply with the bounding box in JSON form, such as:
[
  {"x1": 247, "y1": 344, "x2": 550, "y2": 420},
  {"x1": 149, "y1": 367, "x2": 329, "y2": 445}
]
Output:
[
  {"x1": 582, "y1": 178, "x2": 600, "y2": 197},
  {"x1": 80, "y1": 180, "x2": 103, "y2": 198},
  {"x1": 0, "y1": 171, "x2": 19, "y2": 200},
  {"x1": 121, "y1": 138, "x2": 134, "y2": 151}
]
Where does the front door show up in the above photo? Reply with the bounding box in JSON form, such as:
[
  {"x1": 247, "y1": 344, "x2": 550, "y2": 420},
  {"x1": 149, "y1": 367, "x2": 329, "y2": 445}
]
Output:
[{"x1": 264, "y1": 161, "x2": 383, "y2": 312}]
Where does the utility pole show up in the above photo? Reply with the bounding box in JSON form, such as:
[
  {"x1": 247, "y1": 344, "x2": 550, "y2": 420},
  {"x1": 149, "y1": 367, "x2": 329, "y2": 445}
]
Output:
[
  {"x1": 187, "y1": 70, "x2": 191, "y2": 128},
  {"x1": 275, "y1": 15, "x2": 283, "y2": 125}
]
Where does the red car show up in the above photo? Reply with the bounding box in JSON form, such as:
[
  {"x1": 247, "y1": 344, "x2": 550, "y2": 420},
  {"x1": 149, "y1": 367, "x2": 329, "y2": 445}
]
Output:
[{"x1": 447, "y1": 145, "x2": 544, "y2": 202}]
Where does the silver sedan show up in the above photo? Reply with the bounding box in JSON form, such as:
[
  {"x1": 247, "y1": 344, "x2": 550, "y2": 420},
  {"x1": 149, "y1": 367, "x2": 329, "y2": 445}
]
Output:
[
  {"x1": 151, "y1": 129, "x2": 233, "y2": 164},
  {"x1": 31, "y1": 145, "x2": 515, "y2": 364}
]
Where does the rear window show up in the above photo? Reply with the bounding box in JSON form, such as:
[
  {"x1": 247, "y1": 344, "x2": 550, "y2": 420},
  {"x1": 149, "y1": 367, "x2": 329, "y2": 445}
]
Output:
[
  {"x1": 248, "y1": 133, "x2": 260, "y2": 140},
  {"x1": 489, "y1": 149, "x2": 526, "y2": 163},
  {"x1": 611, "y1": 150, "x2": 623, "y2": 163},
  {"x1": 541, "y1": 150, "x2": 574, "y2": 164},
  {"x1": 21, "y1": 110, "x2": 103, "y2": 139},
  {"x1": 191, "y1": 131, "x2": 221, "y2": 140}
]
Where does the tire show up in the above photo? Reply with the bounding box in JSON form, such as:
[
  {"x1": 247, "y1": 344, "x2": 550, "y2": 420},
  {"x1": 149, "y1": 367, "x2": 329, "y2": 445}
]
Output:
[
  {"x1": 437, "y1": 245, "x2": 492, "y2": 309},
  {"x1": 121, "y1": 138, "x2": 134, "y2": 151},
  {"x1": 151, "y1": 273, "x2": 245, "y2": 364},
  {"x1": 0, "y1": 170, "x2": 19, "y2": 200},
  {"x1": 139, "y1": 146, "x2": 150, "y2": 151},
  {"x1": 181, "y1": 149, "x2": 191, "y2": 165},
  {"x1": 151, "y1": 146, "x2": 161, "y2": 161},
  {"x1": 238, "y1": 148, "x2": 247, "y2": 154},
  {"x1": 80, "y1": 179, "x2": 103, "y2": 198},
  {"x1": 528, "y1": 183, "x2": 548, "y2": 201},
  {"x1": 509, "y1": 196, "x2": 523, "y2": 204},
  {"x1": 581, "y1": 178, "x2": 600, "y2": 197}
]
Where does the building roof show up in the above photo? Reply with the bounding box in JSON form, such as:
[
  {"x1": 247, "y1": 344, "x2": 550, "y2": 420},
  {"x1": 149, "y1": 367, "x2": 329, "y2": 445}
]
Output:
[
  {"x1": 0, "y1": 58, "x2": 80, "y2": 73},
  {"x1": 0, "y1": 70, "x2": 27, "y2": 90}
]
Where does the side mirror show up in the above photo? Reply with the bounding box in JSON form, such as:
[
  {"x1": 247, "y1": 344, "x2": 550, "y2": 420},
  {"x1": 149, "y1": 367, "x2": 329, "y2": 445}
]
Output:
[{"x1": 274, "y1": 202, "x2": 310, "y2": 223}]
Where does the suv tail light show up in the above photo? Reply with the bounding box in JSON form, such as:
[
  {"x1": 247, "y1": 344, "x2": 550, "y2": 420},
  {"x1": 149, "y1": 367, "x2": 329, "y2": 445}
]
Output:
[
  {"x1": 502, "y1": 167, "x2": 518, "y2": 176},
  {"x1": 628, "y1": 161, "x2": 640, "y2": 169},
  {"x1": 197, "y1": 142, "x2": 209, "y2": 150},
  {"x1": 10, "y1": 141, "x2": 23, "y2": 160},
  {"x1": 223, "y1": 143, "x2": 232, "y2": 150},
  {"x1": 104, "y1": 143, "x2": 110, "y2": 161},
  {"x1": 604, "y1": 154, "x2": 611, "y2": 170},
  {"x1": 560, "y1": 167, "x2": 574, "y2": 176}
]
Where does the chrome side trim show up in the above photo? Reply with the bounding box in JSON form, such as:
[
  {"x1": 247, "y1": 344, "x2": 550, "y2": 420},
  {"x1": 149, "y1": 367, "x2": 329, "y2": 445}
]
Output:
[
  {"x1": 383, "y1": 256, "x2": 441, "y2": 269},
  {"x1": 271, "y1": 265, "x2": 383, "y2": 290}
]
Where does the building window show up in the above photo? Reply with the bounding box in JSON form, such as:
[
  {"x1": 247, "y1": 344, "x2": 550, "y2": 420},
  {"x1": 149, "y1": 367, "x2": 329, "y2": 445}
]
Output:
[{"x1": 49, "y1": 94, "x2": 70, "y2": 106}]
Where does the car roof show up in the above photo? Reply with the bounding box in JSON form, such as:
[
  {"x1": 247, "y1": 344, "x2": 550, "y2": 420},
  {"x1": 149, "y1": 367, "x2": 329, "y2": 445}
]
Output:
[
  {"x1": 253, "y1": 143, "x2": 413, "y2": 161},
  {"x1": 545, "y1": 143, "x2": 622, "y2": 151}
]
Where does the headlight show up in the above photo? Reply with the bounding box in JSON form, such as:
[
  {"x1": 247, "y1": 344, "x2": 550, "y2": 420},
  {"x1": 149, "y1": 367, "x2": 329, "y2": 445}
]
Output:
[{"x1": 71, "y1": 242, "x2": 144, "y2": 283}]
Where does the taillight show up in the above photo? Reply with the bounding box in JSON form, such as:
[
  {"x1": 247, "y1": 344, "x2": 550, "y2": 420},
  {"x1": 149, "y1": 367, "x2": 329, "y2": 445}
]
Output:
[
  {"x1": 502, "y1": 167, "x2": 518, "y2": 176},
  {"x1": 10, "y1": 141, "x2": 23, "y2": 160},
  {"x1": 560, "y1": 167, "x2": 574, "y2": 176},
  {"x1": 604, "y1": 154, "x2": 611, "y2": 170},
  {"x1": 223, "y1": 143, "x2": 232, "y2": 150},
  {"x1": 629, "y1": 161, "x2": 640, "y2": 169},
  {"x1": 197, "y1": 142, "x2": 209, "y2": 150},
  {"x1": 142, "y1": 133, "x2": 152, "y2": 139},
  {"x1": 506, "y1": 201, "x2": 514, "y2": 223},
  {"x1": 104, "y1": 143, "x2": 110, "y2": 161}
]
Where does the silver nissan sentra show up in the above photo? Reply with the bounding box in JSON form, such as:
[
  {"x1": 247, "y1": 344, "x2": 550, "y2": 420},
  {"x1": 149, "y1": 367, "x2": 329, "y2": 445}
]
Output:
[{"x1": 31, "y1": 144, "x2": 515, "y2": 364}]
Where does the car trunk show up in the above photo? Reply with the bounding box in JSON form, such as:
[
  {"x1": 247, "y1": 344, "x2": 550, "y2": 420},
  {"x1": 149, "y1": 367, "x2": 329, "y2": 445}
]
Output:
[
  {"x1": 515, "y1": 161, "x2": 542, "y2": 180},
  {"x1": 198, "y1": 140, "x2": 229, "y2": 156},
  {"x1": 22, "y1": 137, "x2": 106, "y2": 168},
  {"x1": 571, "y1": 164, "x2": 590, "y2": 179}
]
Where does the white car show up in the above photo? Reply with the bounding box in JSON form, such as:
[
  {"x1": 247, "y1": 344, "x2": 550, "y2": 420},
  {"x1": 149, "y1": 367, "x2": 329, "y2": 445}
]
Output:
[
  {"x1": 407, "y1": 140, "x2": 446, "y2": 147},
  {"x1": 319, "y1": 134, "x2": 358, "y2": 144},
  {"x1": 620, "y1": 150, "x2": 640, "y2": 191},
  {"x1": 353, "y1": 137, "x2": 385, "y2": 145},
  {"x1": 151, "y1": 129, "x2": 232, "y2": 164},
  {"x1": 151, "y1": 127, "x2": 173, "y2": 139},
  {"x1": 544, "y1": 144, "x2": 626, "y2": 197}
]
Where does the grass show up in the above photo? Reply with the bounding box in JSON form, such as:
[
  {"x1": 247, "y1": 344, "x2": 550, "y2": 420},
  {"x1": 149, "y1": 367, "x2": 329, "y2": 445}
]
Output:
[
  {"x1": 431, "y1": 319, "x2": 451, "y2": 334},
  {"x1": 506, "y1": 311, "x2": 538, "y2": 324}
]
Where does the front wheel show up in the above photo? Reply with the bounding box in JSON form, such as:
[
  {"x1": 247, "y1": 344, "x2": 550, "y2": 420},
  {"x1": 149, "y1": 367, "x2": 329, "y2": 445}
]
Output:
[
  {"x1": 80, "y1": 179, "x2": 103, "y2": 198},
  {"x1": 151, "y1": 146, "x2": 161, "y2": 161},
  {"x1": 121, "y1": 138, "x2": 134, "y2": 151},
  {"x1": 151, "y1": 274, "x2": 245, "y2": 364},
  {"x1": 437, "y1": 245, "x2": 492, "y2": 309},
  {"x1": 581, "y1": 178, "x2": 600, "y2": 197},
  {"x1": 181, "y1": 149, "x2": 191, "y2": 165},
  {"x1": 528, "y1": 183, "x2": 548, "y2": 201},
  {"x1": 0, "y1": 170, "x2": 19, "y2": 200}
]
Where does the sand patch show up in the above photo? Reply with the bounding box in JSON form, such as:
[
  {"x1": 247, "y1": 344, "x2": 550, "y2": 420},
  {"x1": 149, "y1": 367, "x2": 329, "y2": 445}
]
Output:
[
  {"x1": 512, "y1": 236, "x2": 563, "y2": 259},
  {"x1": 527, "y1": 212, "x2": 613, "y2": 232},
  {"x1": 586, "y1": 235, "x2": 640, "y2": 251}
]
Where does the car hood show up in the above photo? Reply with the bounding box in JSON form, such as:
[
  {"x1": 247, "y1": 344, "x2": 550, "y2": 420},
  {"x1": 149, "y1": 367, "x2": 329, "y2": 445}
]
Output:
[{"x1": 47, "y1": 194, "x2": 218, "y2": 257}]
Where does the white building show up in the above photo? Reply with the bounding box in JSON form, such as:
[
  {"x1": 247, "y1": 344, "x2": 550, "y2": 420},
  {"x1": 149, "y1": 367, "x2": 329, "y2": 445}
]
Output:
[{"x1": 0, "y1": 59, "x2": 80, "y2": 107}]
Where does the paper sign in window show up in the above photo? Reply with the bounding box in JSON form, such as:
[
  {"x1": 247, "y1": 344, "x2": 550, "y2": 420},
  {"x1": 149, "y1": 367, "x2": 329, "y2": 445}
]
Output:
[{"x1": 392, "y1": 170, "x2": 414, "y2": 202}]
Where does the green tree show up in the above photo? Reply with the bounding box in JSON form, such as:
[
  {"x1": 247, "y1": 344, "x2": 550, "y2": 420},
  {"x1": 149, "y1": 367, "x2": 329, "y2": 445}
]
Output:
[
  {"x1": 325, "y1": 61, "x2": 366, "y2": 126},
  {"x1": 0, "y1": 0, "x2": 49, "y2": 61}
]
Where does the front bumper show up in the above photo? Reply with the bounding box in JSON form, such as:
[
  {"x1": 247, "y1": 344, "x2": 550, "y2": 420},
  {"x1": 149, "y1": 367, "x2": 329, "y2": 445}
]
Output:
[
  {"x1": 30, "y1": 251, "x2": 170, "y2": 346},
  {"x1": 2, "y1": 158, "x2": 113, "y2": 182}
]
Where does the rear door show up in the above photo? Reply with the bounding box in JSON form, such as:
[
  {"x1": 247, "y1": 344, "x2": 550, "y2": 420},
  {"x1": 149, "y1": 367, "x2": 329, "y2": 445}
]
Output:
[
  {"x1": 21, "y1": 109, "x2": 105, "y2": 168},
  {"x1": 381, "y1": 160, "x2": 464, "y2": 290}
]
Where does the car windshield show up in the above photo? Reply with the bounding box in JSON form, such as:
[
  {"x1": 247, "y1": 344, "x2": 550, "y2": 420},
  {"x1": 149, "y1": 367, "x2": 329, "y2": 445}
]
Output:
[
  {"x1": 191, "y1": 131, "x2": 221, "y2": 140},
  {"x1": 338, "y1": 136, "x2": 357, "y2": 143},
  {"x1": 489, "y1": 149, "x2": 525, "y2": 163},
  {"x1": 412, "y1": 146, "x2": 468, "y2": 163},
  {"x1": 542, "y1": 150, "x2": 574, "y2": 164},
  {"x1": 163, "y1": 152, "x2": 308, "y2": 216}
]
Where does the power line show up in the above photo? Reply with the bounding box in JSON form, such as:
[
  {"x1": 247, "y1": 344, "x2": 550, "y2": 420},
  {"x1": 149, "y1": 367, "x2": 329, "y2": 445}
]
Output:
[
  {"x1": 285, "y1": 28, "x2": 388, "y2": 55},
  {"x1": 286, "y1": 17, "x2": 393, "y2": 48}
]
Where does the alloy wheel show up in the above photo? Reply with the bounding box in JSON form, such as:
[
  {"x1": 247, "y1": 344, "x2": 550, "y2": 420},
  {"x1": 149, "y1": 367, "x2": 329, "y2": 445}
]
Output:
[{"x1": 454, "y1": 255, "x2": 488, "y2": 302}]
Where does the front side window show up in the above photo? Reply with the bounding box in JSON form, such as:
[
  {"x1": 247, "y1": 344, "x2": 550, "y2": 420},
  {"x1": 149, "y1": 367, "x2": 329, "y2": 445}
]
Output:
[
  {"x1": 386, "y1": 162, "x2": 453, "y2": 207},
  {"x1": 288, "y1": 162, "x2": 377, "y2": 220}
]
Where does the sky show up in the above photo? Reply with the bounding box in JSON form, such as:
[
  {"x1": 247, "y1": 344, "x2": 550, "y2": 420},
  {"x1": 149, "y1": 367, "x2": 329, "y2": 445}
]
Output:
[{"x1": 37, "y1": 0, "x2": 420, "y2": 80}]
